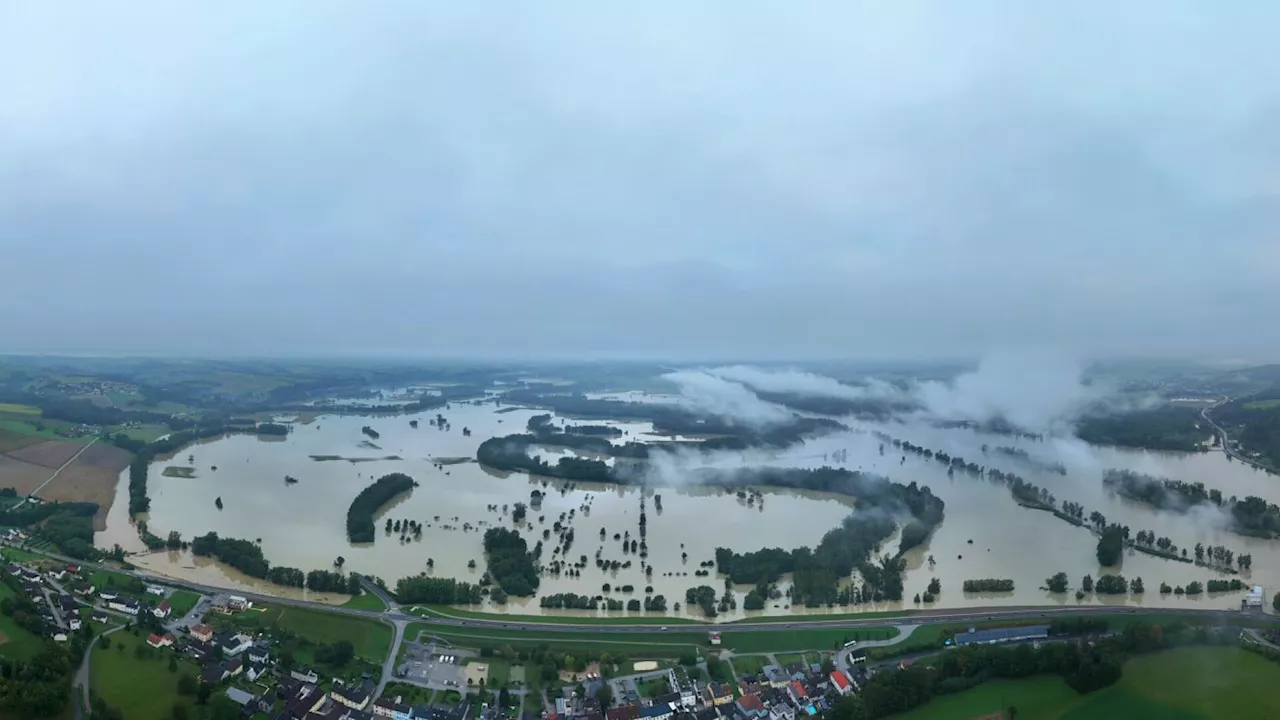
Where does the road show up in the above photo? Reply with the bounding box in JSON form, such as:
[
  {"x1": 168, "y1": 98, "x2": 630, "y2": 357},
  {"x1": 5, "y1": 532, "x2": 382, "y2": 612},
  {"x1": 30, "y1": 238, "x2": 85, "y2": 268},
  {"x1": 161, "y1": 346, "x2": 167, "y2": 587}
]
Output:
[
  {"x1": 1201, "y1": 400, "x2": 1275, "y2": 473},
  {"x1": 29, "y1": 437, "x2": 99, "y2": 497}
]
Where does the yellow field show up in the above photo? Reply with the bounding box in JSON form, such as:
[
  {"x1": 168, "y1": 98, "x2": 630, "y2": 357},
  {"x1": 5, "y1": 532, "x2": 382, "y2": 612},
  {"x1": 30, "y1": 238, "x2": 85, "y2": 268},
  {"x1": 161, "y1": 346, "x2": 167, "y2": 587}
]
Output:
[{"x1": 0, "y1": 403, "x2": 40, "y2": 415}]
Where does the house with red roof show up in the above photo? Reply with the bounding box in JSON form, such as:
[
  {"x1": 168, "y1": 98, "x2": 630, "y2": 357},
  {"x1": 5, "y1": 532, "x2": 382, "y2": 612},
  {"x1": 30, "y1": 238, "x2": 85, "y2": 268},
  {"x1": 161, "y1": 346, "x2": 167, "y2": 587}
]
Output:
[
  {"x1": 146, "y1": 633, "x2": 175, "y2": 648},
  {"x1": 829, "y1": 670, "x2": 853, "y2": 695},
  {"x1": 788, "y1": 680, "x2": 808, "y2": 705},
  {"x1": 152, "y1": 599, "x2": 172, "y2": 618}
]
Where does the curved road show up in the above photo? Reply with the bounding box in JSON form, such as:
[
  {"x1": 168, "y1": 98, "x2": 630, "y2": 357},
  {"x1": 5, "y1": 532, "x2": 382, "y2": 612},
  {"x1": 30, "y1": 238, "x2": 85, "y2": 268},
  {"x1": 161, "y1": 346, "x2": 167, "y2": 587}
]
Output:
[{"x1": 1201, "y1": 399, "x2": 1275, "y2": 474}]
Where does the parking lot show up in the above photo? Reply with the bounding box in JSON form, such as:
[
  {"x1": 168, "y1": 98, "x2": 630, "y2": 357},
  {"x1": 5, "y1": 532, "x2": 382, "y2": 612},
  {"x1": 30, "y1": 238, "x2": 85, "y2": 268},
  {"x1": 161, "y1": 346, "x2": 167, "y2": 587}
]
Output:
[{"x1": 397, "y1": 639, "x2": 470, "y2": 689}]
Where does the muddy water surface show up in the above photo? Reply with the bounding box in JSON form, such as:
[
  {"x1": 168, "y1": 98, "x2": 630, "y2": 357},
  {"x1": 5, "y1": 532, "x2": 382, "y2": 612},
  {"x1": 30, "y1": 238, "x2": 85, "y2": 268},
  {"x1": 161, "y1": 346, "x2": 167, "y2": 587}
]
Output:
[{"x1": 96, "y1": 403, "x2": 1280, "y2": 620}]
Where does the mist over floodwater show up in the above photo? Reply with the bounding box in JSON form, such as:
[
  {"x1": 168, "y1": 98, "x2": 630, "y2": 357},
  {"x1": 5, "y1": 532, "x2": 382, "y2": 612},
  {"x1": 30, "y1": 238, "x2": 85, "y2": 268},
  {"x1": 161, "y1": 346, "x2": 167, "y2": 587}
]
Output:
[{"x1": 93, "y1": 356, "x2": 1280, "y2": 619}]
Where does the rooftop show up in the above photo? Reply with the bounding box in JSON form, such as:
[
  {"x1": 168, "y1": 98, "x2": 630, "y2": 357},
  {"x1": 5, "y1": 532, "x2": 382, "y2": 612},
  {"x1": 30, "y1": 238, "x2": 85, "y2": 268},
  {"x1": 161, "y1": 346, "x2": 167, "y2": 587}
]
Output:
[{"x1": 953, "y1": 625, "x2": 1050, "y2": 646}]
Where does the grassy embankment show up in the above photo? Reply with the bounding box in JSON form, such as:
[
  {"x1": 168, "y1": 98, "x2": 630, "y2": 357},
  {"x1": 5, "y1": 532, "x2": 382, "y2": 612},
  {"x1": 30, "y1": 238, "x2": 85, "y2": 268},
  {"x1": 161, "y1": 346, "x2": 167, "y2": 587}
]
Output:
[
  {"x1": 343, "y1": 592, "x2": 388, "y2": 612},
  {"x1": 408, "y1": 622, "x2": 897, "y2": 656},
  {"x1": 890, "y1": 646, "x2": 1280, "y2": 720},
  {"x1": 407, "y1": 605, "x2": 700, "y2": 625}
]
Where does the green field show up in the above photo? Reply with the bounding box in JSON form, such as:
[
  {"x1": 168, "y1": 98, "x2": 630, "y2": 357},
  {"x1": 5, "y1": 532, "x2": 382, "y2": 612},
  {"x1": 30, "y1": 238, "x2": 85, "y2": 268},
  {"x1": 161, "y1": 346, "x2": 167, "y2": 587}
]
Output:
[
  {"x1": 90, "y1": 630, "x2": 199, "y2": 720},
  {"x1": 0, "y1": 403, "x2": 40, "y2": 415},
  {"x1": 0, "y1": 419, "x2": 92, "y2": 443},
  {"x1": 343, "y1": 593, "x2": 387, "y2": 612},
  {"x1": 1244, "y1": 399, "x2": 1280, "y2": 410},
  {"x1": 0, "y1": 582, "x2": 48, "y2": 660},
  {"x1": 409, "y1": 605, "x2": 700, "y2": 625},
  {"x1": 110, "y1": 423, "x2": 171, "y2": 442},
  {"x1": 890, "y1": 676, "x2": 1087, "y2": 720},
  {"x1": 222, "y1": 604, "x2": 392, "y2": 662},
  {"x1": 166, "y1": 590, "x2": 201, "y2": 617},
  {"x1": 891, "y1": 646, "x2": 1280, "y2": 720},
  {"x1": 409, "y1": 623, "x2": 706, "y2": 657},
  {"x1": 0, "y1": 547, "x2": 52, "y2": 564},
  {"x1": 721, "y1": 626, "x2": 896, "y2": 653},
  {"x1": 730, "y1": 654, "x2": 771, "y2": 676}
]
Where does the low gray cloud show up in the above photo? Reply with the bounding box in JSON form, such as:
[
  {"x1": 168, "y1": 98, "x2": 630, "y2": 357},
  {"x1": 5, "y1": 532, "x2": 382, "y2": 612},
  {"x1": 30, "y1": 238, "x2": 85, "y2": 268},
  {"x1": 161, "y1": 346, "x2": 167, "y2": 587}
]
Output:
[{"x1": 2, "y1": 2, "x2": 1278, "y2": 359}]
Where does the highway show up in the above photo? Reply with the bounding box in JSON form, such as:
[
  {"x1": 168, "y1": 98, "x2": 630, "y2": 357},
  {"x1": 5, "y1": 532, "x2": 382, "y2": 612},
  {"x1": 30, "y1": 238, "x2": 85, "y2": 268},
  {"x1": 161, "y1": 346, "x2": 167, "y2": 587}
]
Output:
[{"x1": 1201, "y1": 399, "x2": 1276, "y2": 474}]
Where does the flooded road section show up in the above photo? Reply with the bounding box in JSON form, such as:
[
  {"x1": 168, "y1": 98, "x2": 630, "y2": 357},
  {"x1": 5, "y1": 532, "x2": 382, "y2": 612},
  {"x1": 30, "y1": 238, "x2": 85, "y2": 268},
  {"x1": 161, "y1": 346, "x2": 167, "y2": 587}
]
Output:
[{"x1": 97, "y1": 403, "x2": 1280, "y2": 619}]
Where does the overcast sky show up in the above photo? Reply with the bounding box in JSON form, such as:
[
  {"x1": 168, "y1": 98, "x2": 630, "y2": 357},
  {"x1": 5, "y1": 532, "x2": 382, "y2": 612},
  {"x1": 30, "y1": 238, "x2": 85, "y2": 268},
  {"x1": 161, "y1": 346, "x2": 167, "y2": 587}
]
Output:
[{"x1": 2, "y1": 3, "x2": 1278, "y2": 361}]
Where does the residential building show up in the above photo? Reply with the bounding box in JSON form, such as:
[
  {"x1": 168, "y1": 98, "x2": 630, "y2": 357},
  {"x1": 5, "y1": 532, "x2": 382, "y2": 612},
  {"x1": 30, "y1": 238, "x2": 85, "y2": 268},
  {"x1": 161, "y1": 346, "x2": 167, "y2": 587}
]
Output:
[
  {"x1": 217, "y1": 631, "x2": 254, "y2": 656},
  {"x1": 247, "y1": 662, "x2": 268, "y2": 682},
  {"x1": 846, "y1": 648, "x2": 867, "y2": 666},
  {"x1": 734, "y1": 694, "x2": 767, "y2": 720},
  {"x1": 292, "y1": 667, "x2": 320, "y2": 684},
  {"x1": 70, "y1": 582, "x2": 95, "y2": 596},
  {"x1": 228, "y1": 595, "x2": 252, "y2": 610},
  {"x1": 98, "y1": 590, "x2": 118, "y2": 601},
  {"x1": 786, "y1": 681, "x2": 808, "y2": 706},
  {"x1": 605, "y1": 706, "x2": 639, "y2": 720},
  {"x1": 91, "y1": 612, "x2": 108, "y2": 623},
  {"x1": 201, "y1": 663, "x2": 229, "y2": 684},
  {"x1": 760, "y1": 665, "x2": 789, "y2": 688},
  {"x1": 153, "y1": 599, "x2": 172, "y2": 618},
  {"x1": 107, "y1": 598, "x2": 140, "y2": 615},
  {"x1": 332, "y1": 681, "x2": 374, "y2": 711},
  {"x1": 372, "y1": 696, "x2": 414, "y2": 719},
  {"x1": 828, "y1": 671, "x2": 852, "y2": 696},
  {"x1": 226, "y1": 687, "x2": 257, "y2": 708},
  {"x1": 68, "y1": 618, "x2": 82, "y2": 631},
  {"x1": 638, "y1": 703, "x2": 675, "y2": 720},
  {"x1": 146, "y1": 585, "x2": 166, "y2": 596},
  {"x1": 147, "y1": 633, "x2": 175, "y2": 648},
  {"x1": 953, "y1": 625, "x2": 1050, "y2": 646},
  {"x1": 248, "y1": 643, "x2": 271, "y2": 663},
  {"x1": 65, "y1": 564, "x2": 80, "y2": 575},
  {"x1": 668, "y1": 667, "x2": 697, "y2": 708},
  {"x1": 702, "y1": 682, "x2": 734, "y2": 707},
  {"x1": 190, "y1": 624, "x2": 214, "y2": 642},
  {"x1": 768, "y1": 703, "x2": 796, "y2": 720}
]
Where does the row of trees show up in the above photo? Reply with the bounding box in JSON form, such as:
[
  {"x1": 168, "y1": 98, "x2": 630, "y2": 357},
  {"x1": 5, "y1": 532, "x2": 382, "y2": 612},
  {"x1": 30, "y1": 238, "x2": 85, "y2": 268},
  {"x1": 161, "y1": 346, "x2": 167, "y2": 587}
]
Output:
[
  {"x1": 189, "y1": 534, "x2": 365, "y2": 596},
  {"x1": 394, "y1": 576, "x2": 483, "y2": 604},
  {"x1": 346, "y1": 473, "x2": 417, "y2": 543},
  {"x1": 961, "y1": 579, "x2": 1014, "y2": 592}
]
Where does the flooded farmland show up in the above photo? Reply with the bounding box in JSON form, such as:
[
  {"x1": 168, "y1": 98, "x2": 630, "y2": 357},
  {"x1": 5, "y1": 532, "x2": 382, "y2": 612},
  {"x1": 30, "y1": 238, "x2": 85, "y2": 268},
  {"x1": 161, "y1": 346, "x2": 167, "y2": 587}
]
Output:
[{"x1": 96, "y1": 401, "x2": 1280, "y2": 620}]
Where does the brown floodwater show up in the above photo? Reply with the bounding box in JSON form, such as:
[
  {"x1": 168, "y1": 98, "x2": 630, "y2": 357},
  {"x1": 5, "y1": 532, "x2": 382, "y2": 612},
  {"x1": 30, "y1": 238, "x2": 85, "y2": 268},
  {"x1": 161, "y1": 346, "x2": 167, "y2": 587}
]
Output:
[{"x1": 96, "y1": 403, "x2": 1280, "y2": 620}]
